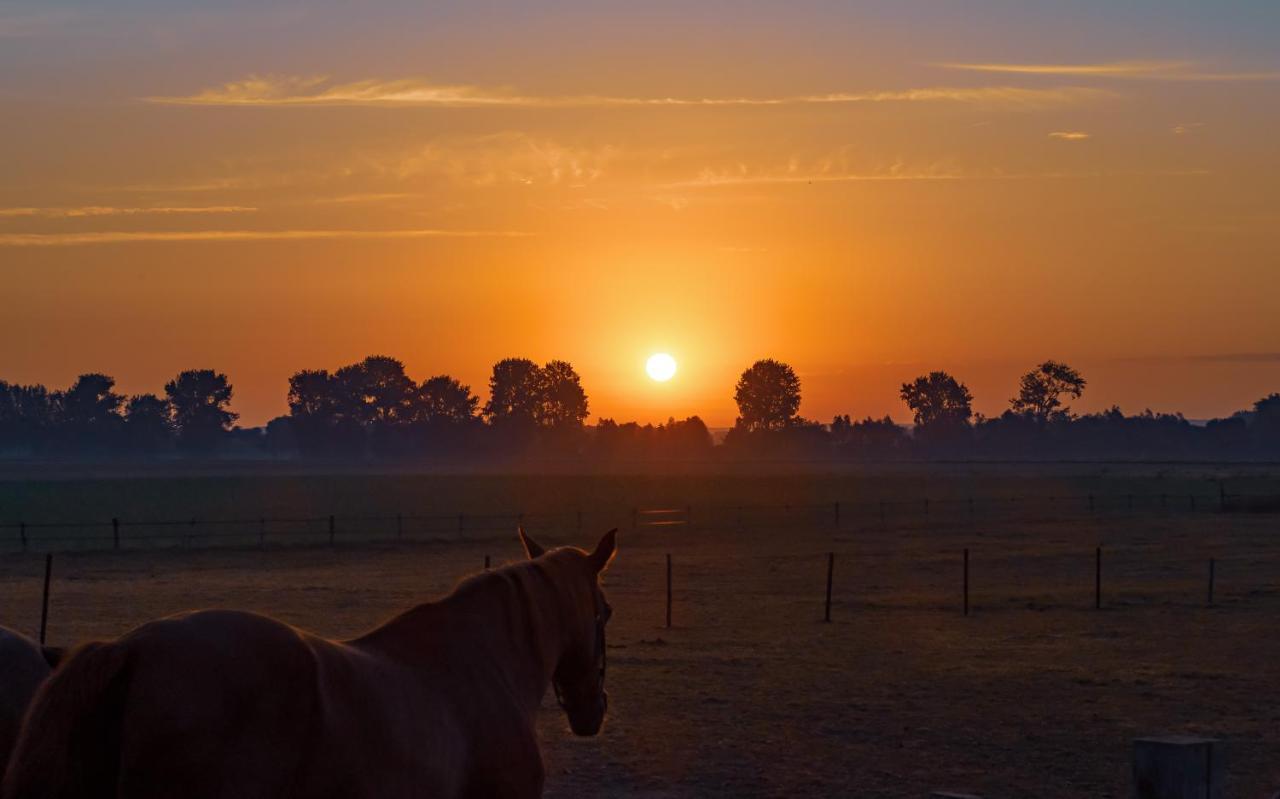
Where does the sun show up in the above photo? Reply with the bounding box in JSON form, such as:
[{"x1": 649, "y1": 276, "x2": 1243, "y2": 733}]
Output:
[{"x1": 645, "y1": 353, "x2": 677, "y2": 382}]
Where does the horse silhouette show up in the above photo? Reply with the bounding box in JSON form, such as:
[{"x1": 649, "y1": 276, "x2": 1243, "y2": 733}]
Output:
[
  {"x1": 2, "y1": 527, "x2": 616, "y2": 798},
  {"x1": 0, "y1": 627, "x2": 55, "y2": 779}
]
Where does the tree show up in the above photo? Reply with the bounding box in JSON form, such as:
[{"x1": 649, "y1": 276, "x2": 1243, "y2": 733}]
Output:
[
  {"x1": 55, "y1": 373, "x2": 124, "y2": 449},
  {"x1": 123, "y1": 393, "x2": 173, "y2": 451},
  {"x1": 1010, "y1": 360, "x2": 1086, "y2": 422},
  {"x1": 733, "y1": 359, "x2": 802, "y2": 432},
  {"x1": 538, "y1": 360, "x2": 589, "y2": 430},
  {"x1": 0, "y1": 381, "x2": 54, "y2": 453},
  {"x1": 483, "y1": 358, "x2": 544, "y2": 432},
  {"x1": 415, "y1": 376, "x2": 479, "y2": 425},
  {"x1": 164, "y1": 369, "x2": 237, "y2": 453},
  {"x1": 900, "y1": 371, "x2": 973, "y2": 435},
  {"x1": 333, "y1": 355, "x2": 415, "y2": 426}
]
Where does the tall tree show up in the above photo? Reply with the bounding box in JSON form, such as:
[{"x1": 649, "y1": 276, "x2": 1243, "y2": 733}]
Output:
[
  {"x1": 538, "y1": 360, "x2": 589, "y2": 429},
  {"x1": 900, "y1": 371, "x2": 973, "y2": 434},
  {"x1": 483, "y1": 358, "x2": 544, "y2": 431},
  {"x1": 333, "y1": 355, "x2": 415, "y2": 426},
  {"x1": 56, "y1": 373, "x2": 124, "y2": 448},
  {"x1": 733, "y1": 359, "x2": 802, "y2": 432},
  {"x1": 164, "y1": 369, "x2": 237, "y2": 452},
  {"x1": 1010, "y1": 360, "x2": 1087, "y2": 421}
]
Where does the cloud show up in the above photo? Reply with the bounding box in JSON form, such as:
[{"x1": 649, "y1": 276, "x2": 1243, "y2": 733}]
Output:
[
  {"x1": 146, "y1": 75, "x2": 1113, "y2": 109},
  {"x1": 665, "y1": 165, "x2": 1210, "y2": 189},
  {"x1": 0, "y1": 229, "x2": 531, "y2": 247},
  {"x1": 1048, "y1": 131, "x2": 1090, "y2": 140},
  {"x1": 939, "y1": 60, "x2": 1280, "y2": 82},
  {"x1": 385, "y1": 133, "x2": 619, "y2": 187},
  {"x1": 1172, "y1": 122, "x2": 1205, "y2": 135},
  {"x1": 0, "y1": 205, "x2": 256, "y2": 218}
]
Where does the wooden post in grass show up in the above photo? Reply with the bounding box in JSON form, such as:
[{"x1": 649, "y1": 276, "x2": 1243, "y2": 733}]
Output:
[
  {"x1": 824, "y1": 552, "x2": 834, "y2": 623},
  {"x1": 39, "y1": 554, "x2": 52, "y2": 645},
  {"x1": 963, "y1": 548, "x2": 970, "y2": 617},
  {"x1": 1132, "y1": 736, "x2": 1223, "y2": 799},
  {"x1": 1207, "y1": 558, "x2": 1215, "y2": 605},
  {"x1": 1095, "y1": 546, "x2": 1102, "y2": 610},
  {"x1": 112, "y1": 517, "x2": 120, "y2": 550},
  {"x1": 484, "y1": 554, "x2": 490, "y2": 571},
  {"x1": 665, "y1": 553, "x2": 672, "y2": 629}
]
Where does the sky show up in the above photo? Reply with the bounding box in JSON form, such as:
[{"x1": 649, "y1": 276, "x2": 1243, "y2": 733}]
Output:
[{"x1": 2, "y1": 1, "x2": 1279, "y2": 427}]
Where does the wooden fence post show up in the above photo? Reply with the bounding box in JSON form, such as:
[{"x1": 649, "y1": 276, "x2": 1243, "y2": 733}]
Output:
[
  {"x1": 665, "y1": 553, "x2": 672, "y2": 629},
  {"x1": 39, "y1": 554, "x2": 52, "y2": 645},
  {"x1": 824, "y1": 552, "x2": 835, "y2": 623},
  {"x1": 112, "y1": 517, "x2": 120, "y2": 550},
  {"x1": 484, "y1": 554, "x2": 490, "y2": 571},
  {"x1": 1133, "y1": 737, "x2": 1223, "y2": 799}
]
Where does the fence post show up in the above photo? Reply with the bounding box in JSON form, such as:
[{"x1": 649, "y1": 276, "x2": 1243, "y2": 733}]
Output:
[
  {"x1": 1095, "y1": 546, "x2": 1102, "y2": 610},
  {"x1": 328, "y1": 515, "x2": 336, "y2": 547},
  {"x1": 665, "y1": 553, "x2": 672, "y2": 629},
  {"x1": 39, "y1": 554, "x2": 52, "y2": 645},
  {"x1": 963, "y1": 548, "x2": 970, "y2": 617},
  {"x1": 923, "y1": 498, "x2": 929, "y2": 517},
  {"x1": 1189, "y1": 494, "x2": 1196, "y2": 512},
  {"x1": 111, "y1": 517, "x2": 120, "y2": 550},
  {"x1": 19, "y1": 521, "x2": 26, "y2": 553},
  {"x1": 484, "y1": 554, "x2": 490, "y2": 571},
  {"x1": 1207, "y1": 558, "x2": 1215, "y2": 606},
  {"x1": 824, "y1": 552, "x2": 835, "y2": 622},
  {"x1": 1219, "y1": 481, "x2": 1227, "y2": 511}
]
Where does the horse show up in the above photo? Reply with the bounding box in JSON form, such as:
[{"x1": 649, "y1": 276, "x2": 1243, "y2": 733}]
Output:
[
  {"x1": 2, "y1": 527, "x2": 616, "y2": 799},
  {"x1": 0, "y1": 626, "x2": 59, "y2": 778}
]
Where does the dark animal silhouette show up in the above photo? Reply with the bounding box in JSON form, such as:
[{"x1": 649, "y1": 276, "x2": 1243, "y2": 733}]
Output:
[
  {"x1": 2, "y1": 528, "x2": 616, "y2": 798},
  {"x1": 0, "y1": 627, "x2": 53, "y2": 778}
]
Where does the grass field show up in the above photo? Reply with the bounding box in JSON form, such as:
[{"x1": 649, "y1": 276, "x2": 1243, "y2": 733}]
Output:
[{"x1": 2, "y1": 465, "x2": 1279, "y2": 797}]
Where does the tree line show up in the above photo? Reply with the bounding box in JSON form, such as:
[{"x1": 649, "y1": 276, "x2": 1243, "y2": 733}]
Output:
[{"x1": 1, "y1": 356, "x2": 1278, "y2": 461}]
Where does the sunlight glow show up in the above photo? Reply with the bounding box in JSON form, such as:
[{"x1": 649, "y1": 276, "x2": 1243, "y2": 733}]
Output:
[{"x1": 645, "y1": 353, "x2": 677, "y2": 382}]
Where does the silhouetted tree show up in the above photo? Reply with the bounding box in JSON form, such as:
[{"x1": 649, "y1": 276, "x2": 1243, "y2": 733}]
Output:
[
  {"x1": 0, "y1": 381, "x2": 53, "y2": 453},
  {"x1": 733, "y1": 359, "x2": 801, "y2": 432},
  {"x1": 539, "y1": 360, "x2": 589, "y2": 430},
  {"x1": 415, "y1": 376, "x2": 479, "y2": 425},
  {"x1": 334, "y1": 355, "x2": 415, "y2": 426},
  {"x1": 165, "y1": 369, "x2": 237, "y2": 453},
  {"x1": 123, "y1": 393, "x2": 172, "y2": 452},
  {"x1": 830, "y1": 414, "x2": 908, "y2": 459},
  {"x1": 1251, "y1": 393, "x2": 1280, "y2": 454},
  {"x1": 484, "y1": 358, "x2": 544, "y2": 434},
  {"x1": 1010, "y1": 360, "x2": 1086, "y2": 422},
  {"x1": 901, "y1": 371, "x2": 973, "y2": 448},
  {"x1": 53, "y1": 373, "x2": 124, "y2": 450}
]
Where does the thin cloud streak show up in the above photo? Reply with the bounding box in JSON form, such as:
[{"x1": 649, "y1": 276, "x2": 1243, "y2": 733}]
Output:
[
  {"x1": 146, "y1": 76, "x2": 1114, "y2": 109},
  {"x1": 0, "y1": 205, "x2": 256, "y2": 218},
  {"x1": 940, "y1": 60, "x2": 1280, "y2": 81},
  {"x1": 1049, "y1": 131, "x2": 1090, "y2": 140},
  {"x1": 0, "y1": 229, "x2": 532, "y2": 247},
  {"x1": 665, "y1": 168, "x2": 1210, "y2": 189}
]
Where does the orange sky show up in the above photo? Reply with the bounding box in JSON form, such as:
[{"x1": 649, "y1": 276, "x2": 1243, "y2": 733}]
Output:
[{"x1": 2, "y1": 2, "x2": 1279, "y2": 426}]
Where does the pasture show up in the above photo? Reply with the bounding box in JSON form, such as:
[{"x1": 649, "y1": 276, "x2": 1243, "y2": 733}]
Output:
[{"x1": 2, "y1": 465, "x2": 1280, "y2": 796}]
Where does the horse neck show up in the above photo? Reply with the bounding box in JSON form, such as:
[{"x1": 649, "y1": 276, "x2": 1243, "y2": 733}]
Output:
[{"x1": 359, "y1": 560, "x2": 571, "y2": 713}]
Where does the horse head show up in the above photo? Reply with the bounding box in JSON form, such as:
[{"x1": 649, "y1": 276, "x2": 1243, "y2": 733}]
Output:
[{"x1": 519, "y1": 525, "x2": 616, "y2": 737}]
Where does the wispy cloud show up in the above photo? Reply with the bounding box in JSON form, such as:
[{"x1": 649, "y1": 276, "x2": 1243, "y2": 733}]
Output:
[
  {"x1": 1049, "y1": 131, "x2": 1090, "y2": 141},
  {"x1": 665, "y1": 165, "x2": 1210, "y2": 189},
  {"x1": 146, "y1": 75, "x2": 1113, "y2": 109},
  {"x1": 0, "y1": 229, "x2": 531, "y2": 247},
  {"x1": 0, "y1": 205, "x2": 256, "y2": 218},
  {"x1": 1172, "y1": 122, "x2": 1205, "y2": 135},
  {"x1": 940, "y1": 60, "x2": 1280, "y2": 82}
]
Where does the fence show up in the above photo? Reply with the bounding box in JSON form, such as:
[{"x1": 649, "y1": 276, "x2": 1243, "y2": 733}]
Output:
[{"x1": 1, "y1": 487, "x2": 1276, "y2": 554}]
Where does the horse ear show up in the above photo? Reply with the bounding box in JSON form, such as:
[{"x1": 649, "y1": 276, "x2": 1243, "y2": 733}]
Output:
[
  {"x1": 588, "y1": 528, "x2": 617, "y2": 574},
  {"x1": 518, "y1": 526, "x2": 546, "y2": 559}
]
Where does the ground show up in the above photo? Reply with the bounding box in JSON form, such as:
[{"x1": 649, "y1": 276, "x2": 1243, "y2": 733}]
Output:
[{"x1": 1, "y1": 466, "x2": 1279, "y2": 797}]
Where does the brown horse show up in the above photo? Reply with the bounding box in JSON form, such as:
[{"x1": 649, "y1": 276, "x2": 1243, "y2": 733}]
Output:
[
  {"x1": 3, "y1": 528, "x2": 615, "y2": 799},
  {"x1": 0, "y1": 627, "x2": 57, "y2": 778}
]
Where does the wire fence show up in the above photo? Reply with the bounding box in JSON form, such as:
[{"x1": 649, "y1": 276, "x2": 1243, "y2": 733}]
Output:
[{"x1": 1, "y1": 488, "x2": 1277, "y2": 554}]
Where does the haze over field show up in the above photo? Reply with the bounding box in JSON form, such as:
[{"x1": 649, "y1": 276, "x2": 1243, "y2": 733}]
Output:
[{"x1": 2, "y1": 1, "x2": 1279, "y2": 426}]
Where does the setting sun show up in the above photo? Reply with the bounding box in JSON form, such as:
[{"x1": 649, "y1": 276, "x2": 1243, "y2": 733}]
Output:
[{"x1": 646, "y1": 353, "x2": 677, "y2": 382}]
